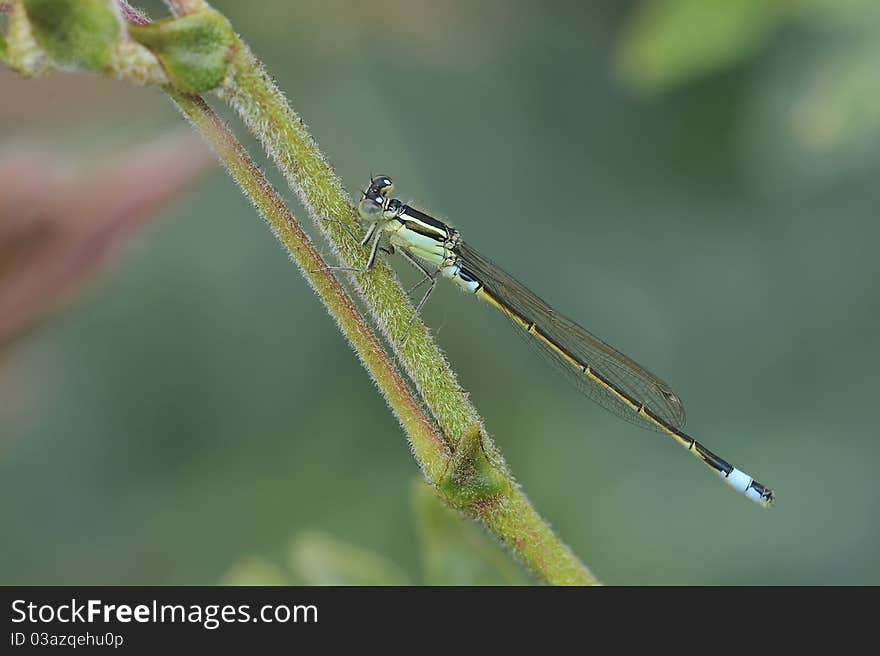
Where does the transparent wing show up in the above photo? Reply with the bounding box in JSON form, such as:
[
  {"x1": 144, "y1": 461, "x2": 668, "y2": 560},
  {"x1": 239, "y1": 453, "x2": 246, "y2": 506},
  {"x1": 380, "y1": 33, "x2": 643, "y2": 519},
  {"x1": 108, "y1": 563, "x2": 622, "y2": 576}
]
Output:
[{"x1": 454, "y1": 241, "x2": 686, "y2": 431}]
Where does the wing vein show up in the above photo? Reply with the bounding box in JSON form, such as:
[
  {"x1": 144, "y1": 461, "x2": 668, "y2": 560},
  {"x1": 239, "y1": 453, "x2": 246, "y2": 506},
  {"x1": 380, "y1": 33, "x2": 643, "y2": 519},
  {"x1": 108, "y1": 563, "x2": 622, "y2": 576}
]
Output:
[{"x1": 454, "y1": 241, "x2": 687, "y2": 431}]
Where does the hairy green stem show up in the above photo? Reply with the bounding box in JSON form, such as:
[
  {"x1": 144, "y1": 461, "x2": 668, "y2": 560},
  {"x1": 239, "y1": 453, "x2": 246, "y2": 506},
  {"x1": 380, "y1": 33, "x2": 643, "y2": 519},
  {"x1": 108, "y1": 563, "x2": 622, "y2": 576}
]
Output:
[
  {"x1": 219, "y1": 45, "x2": 482, "y2": 447},
  {"x1": 167, "y1": 89, "x2": 451, "y2": 481},
  {"x1": 163, "y1": 0, "x2": 598, "y2": 585},
  {"x1": 174, "y1": 87, "x2": 596, "y2": 586}
]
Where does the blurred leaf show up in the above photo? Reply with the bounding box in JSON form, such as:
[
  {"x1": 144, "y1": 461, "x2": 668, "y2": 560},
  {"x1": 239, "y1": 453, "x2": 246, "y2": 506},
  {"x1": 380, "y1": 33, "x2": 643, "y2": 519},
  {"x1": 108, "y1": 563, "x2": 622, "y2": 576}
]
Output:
[
  {"x1": 0, "y1": 133, "x2": 213, "y2": 347},
  {"x1": 413, "y1": 480, "x2": 529, "y2": 585},
  {"x1": 23, "y1": 0, "x2": 121, "y2": 72},
  {"x1": 616, "y1": 0, "x2": 780, "y2": 94},
  {"x1": 288, "y1": 531, "x2": 411, "y2": 586},
  {"x1": 741, "y1": 26, "x2": 880, "y2": 192},
  {"x1": 793, "y1": 0, "x2": 880, "y2": 28},
  {"x1": 222, "y1": 557, "x2": 291, "y2": 585}
]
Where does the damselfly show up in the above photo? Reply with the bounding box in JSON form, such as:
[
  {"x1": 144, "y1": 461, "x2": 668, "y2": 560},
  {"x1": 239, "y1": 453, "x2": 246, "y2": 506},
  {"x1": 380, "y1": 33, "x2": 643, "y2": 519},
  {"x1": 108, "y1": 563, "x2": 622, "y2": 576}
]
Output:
[{"x1": 351, "y1": 175, "x2": 774, "y2": 507}]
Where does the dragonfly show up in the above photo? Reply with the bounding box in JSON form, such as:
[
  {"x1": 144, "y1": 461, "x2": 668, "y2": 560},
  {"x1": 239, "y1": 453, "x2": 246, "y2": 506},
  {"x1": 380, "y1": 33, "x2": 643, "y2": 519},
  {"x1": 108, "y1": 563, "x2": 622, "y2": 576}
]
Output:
[{"x1": 347, "y1": 174, "x2": 774, "y2": 507}]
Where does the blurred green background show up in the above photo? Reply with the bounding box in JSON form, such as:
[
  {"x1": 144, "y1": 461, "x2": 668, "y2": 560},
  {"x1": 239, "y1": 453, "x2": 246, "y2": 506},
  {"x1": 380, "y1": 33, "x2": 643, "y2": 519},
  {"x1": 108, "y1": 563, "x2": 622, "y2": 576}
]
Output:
[{"x1": 2, "y1": 0, "x2": 880, "y2": 584}]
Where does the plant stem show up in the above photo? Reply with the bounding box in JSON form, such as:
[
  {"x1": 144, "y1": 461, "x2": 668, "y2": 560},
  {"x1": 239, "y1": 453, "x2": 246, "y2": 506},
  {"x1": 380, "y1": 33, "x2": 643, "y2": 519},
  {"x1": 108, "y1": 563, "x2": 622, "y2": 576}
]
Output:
[
  {"x1": 166, "y1": 0, "x2": 479, "y2": 445},
  {"x1": 173, "y1": 88, "x2": 597, "y2": 585},
  {"x1": 163, "y1": 1, "x2": 599, "y2": 585},
  {"x1": 167, "y1": 90, "x2": 451, "y2": 481}
]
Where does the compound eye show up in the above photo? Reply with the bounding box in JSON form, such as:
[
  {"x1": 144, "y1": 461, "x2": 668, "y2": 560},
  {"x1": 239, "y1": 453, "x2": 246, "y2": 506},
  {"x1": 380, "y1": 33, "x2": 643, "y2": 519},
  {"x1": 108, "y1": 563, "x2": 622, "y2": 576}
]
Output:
[
  {"x1": 358, "y1": 194, "x2": 384, "y2": 221},
  {"x1": 369, "y1": 175, "x2": 394, "y2": 197}
]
